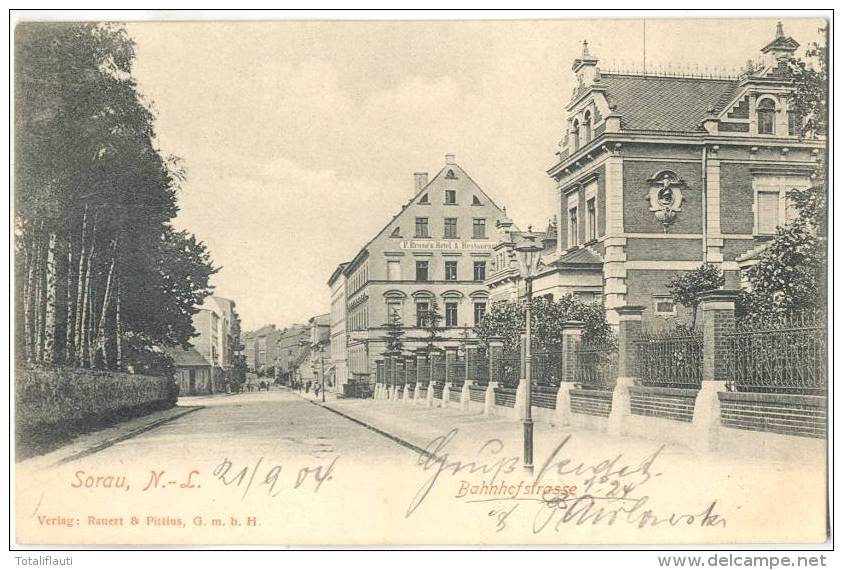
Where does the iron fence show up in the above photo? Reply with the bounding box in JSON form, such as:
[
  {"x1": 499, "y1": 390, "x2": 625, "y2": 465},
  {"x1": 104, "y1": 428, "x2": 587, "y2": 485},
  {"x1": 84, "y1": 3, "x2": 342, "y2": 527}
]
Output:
[
  {"x1": 468, "y1": 348, "x2": 489, "y2": 385},
  {"x1": 448, "y1": 359, "x2": 466, "y2": 383},
  {"x1": 432, "y1": 357, "x2": 446, "y2": 383},
  {"x1": 574, "y1": 341, "x2": 617, "y2": 390},
  {"x1": 375, "y1": 362, "x2": 384, "y2": 384},
  {"x1": 726, "y1": 313, "x2": 827, "y2": 395},
  {"x1": 405, "y1": 360, "x2": 417, "y2": 386},
  {"x1": 417, "y1": 358, "x2": 430, "y2": 385},
  {"x1": 532, "y1": 350, "x2": 563, "y2": 387},
  {"x1": 635, "y1": 328, "x2": 703, "y2": 389},
  {"x1": 494, "y1": 352, "x2": 521, "y2": 389}
]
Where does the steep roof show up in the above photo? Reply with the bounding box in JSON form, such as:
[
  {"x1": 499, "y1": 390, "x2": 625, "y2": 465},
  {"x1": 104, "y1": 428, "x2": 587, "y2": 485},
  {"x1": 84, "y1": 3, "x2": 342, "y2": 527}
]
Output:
[
  {"x1": 600, "y1": 73, "x2": 739, "y2": 132},
  {"x1": 341, "y1": 158, "x2": 506, "y2": 275},
  {"x1": 554, "y1": 246, "x2": 603, "y2": 267},
  {"x1": 166, "y1": 346, "x2": 212, "y2": 368}
]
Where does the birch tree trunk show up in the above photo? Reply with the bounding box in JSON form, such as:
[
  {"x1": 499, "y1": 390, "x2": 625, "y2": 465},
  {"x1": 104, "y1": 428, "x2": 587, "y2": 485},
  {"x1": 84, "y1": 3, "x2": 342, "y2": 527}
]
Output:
[
  {"x1": 96, "y1": 238, "x2": 118, "y2": 368},
  {"x1": 42, "y1": 231, "x2": 58, "y2": 363},
  {"x1": 73, "y1": 206, "x2": 89, "y2": 364},
  {"x1": 65, "y1": 235, "x2": 76, "y2": 364},
  {"x1": 115, "y1": 276, "x2": 122, "y2": 370}
]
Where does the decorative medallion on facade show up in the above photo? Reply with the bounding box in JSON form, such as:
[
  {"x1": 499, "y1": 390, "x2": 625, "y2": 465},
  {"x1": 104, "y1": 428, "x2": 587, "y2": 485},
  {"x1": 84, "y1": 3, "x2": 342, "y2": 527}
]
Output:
[{"x1": 646, "y1": 170, "x2": 685, "y2": 232}]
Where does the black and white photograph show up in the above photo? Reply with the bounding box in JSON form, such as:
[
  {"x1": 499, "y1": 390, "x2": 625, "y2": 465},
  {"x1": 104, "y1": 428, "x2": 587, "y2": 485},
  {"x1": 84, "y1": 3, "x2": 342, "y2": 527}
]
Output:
[{"x1": 9, "y1": 9, "x2": 832, "y2": 553}]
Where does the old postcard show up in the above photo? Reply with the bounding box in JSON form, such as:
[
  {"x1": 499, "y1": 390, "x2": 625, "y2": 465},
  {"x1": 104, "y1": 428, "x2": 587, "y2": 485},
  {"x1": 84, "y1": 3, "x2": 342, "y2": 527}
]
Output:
[{"x1": 11, "y1": 12, "x2": 830, "y2": 547}]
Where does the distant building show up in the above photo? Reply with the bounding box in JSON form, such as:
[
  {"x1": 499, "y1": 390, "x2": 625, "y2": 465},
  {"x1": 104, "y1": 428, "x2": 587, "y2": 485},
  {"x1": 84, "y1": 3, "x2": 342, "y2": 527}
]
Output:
[
  {"x1": 179, "y1": 295, "x2": 239, "y2": 393},
  {"x1": 328, "y1": 263, "x2": 349, "y2": 391},
  {"x1": 299, "y1": 314, "x2": 331, "y2": 388},
  {"x1": 275, "y1": 324, "x2": 310, "y2": 384},
  {"x1": 167, "y1": 346, "x2": 214, "y2": 396},
  {"x1": 330, "y1": 154, "x2": 508, "y2": 382},
  {"x1": 243, "y1": 324, "x2": 281, "y2": 373},
  {"x1": 497, "y1": 24, "x2": 824, "y2": 326}
]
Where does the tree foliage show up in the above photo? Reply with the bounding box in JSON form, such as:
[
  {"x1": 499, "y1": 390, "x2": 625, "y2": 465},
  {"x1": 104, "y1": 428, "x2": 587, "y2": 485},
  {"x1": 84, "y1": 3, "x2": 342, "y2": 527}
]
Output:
[
  {"x1": 738, "y1": 185, "x2": 826, "y2": 317},
  {"x1": 381, "y1": 310, "x2": 406, "y2": 357},
  {"x1": 14, "y1": 23, "x2": 217, "y2": 373},
  {"x1": 665, "y1": 264, "x2": 725, "y2": 328},
  {"x1": 473, "y1": 295, "x2": 614, "y2": 352}
]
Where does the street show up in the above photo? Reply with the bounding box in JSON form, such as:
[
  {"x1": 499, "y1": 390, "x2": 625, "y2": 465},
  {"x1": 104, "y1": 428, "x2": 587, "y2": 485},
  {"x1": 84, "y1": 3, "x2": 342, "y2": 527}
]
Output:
[{"x1": 15, "y1": 388, "x2": 827, "y2": 545}]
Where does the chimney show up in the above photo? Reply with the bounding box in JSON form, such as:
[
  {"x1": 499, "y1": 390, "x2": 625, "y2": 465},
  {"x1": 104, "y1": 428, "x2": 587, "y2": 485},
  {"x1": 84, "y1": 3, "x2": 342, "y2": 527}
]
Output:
[
  {"x1": 445, "y1": 153, "x2": 456, "y2": 165},
  {"x1": 414, "y1": 172, "x2": 429, "y2": 193}
]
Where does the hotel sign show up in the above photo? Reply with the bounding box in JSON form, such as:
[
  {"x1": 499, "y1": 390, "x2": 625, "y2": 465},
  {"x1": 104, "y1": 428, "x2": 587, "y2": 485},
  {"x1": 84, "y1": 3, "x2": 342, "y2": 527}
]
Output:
[{"x1": 399, "y1": 239, "x2": 495, "y2": 251}]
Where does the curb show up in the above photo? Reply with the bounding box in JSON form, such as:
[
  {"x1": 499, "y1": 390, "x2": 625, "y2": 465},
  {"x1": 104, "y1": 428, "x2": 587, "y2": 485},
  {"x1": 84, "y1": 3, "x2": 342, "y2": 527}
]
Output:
[
  {"x1": 50, "y1": 406, "x2": 205, "y2": 468},
  {"x1": 292, "y1": 390, "x2": 431, "y2": 457}
]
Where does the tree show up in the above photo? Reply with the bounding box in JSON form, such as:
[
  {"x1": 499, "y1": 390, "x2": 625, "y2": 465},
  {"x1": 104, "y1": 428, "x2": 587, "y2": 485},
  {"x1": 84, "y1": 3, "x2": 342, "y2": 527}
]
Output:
[
  {"x1": 381, "y1": 310, "x2": 406, "y2": 357},
  {"x1": 420, "y1": 298, "x2": 445, "y2": 352},
  {"x1": 738, "y1": 184, "x2": 825, "y2": 317},
  {"x1": 14, "y1": 23, "x2": 217, "y2": 373},
  {"x1": 665, "y1": 264, "x2": 725, "y2": 329},
  {"x1": 737, "y1": 32, "x2": 827, "y2": 318},
  {"x1": 473, "y1": 295, "x2": 614, "y2": 352}
]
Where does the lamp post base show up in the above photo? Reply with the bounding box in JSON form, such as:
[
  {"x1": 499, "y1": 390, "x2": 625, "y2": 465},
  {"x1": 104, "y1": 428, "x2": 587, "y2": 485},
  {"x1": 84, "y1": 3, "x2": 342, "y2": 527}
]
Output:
[{"x1": 523, "y1": 418, "x2": 534, "y2": 476}]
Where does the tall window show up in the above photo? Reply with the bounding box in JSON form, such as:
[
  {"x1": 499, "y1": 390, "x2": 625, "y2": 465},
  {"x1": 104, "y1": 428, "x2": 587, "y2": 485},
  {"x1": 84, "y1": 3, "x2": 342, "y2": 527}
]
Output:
[
  {"x1": 571, "y1": 119, "x2": 580, "y2": 150},
  {"x1": 568, "y1": 207, "x2": 579, "y2": 247},
  {"x1": 757, "y1": 98, "x2": 776, "y2": 135},
  {"x1": 444, "y1": 217, "x2": 458, "y2": 238},
  {"x1": 473, "y1": 218, "x2": 487, "y2": 238},
  {"x1": 473, "y1": 260, "x2": 486, "y2": 281},
  {"x1": 416, "y1": 302, "x2": 429, "y2": 328},
  {"x1": 586, "y1": 198, "x2": 597, "y2": 242},
  {"x1": 445, "y1": 302, "x2": 458, "y2": 327},
  {"x1": 756, "y1": 191, "x2": 781, "y2": 235},
  {"x1": 415, "y1": 217, "x2": 429, "y2": 238},
  {"x1": 445, "y1": 261, "x2": 458, "y2": 281},
  {"x1": 415, "y1": 260, "x2": 429, "y2": 281},
  {"x1": 473, "y1": 302, "x2": 486, "y2": 325},
  {"x1": 583, "y1": 111, "x2": 592, "y2": 144},
  {"x1": 445, "y1": 190, "x2": 457, "y2": 204},
  {"x1": 387, "y1": 260, "x2": 401, "y2": 281}
]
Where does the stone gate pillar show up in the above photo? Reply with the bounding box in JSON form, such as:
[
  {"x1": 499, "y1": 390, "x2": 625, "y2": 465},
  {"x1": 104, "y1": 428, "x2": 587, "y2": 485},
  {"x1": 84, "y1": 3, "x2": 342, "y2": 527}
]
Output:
[
  {"x1": 692, "y1": 289, "x2": 740, "y2": 452},
  {"x1": 485, "y1": 337, "x2": 504, "y2": 416},
  {"x1": 555, "y1": 321, "x2": 584, "y2": 426},
  {"x1": 608, "y1": 306, "x2": 645, "y2": 436}
]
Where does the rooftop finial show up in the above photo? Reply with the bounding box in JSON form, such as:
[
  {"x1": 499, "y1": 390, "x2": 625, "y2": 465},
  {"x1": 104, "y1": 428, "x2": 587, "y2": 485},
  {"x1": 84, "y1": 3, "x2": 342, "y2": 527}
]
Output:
[
  {"x1": 582, "y1": 40, "x2": 590, "y2": 57},
  {"x1": 775, "y1": 21, "x2": 784, "y2": 39}
]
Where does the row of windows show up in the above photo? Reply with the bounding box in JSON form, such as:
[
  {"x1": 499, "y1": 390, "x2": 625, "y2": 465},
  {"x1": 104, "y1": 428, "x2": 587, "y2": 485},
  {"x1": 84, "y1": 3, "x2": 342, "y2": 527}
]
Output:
[
  {"x1": 570, "y1": 109, "x2": 594, "y2": 151},
  {"x1": 395, "y1": 259, "x2": 486, "y2": 282},
  {"x1": 415, "y1": 217, "x2": 487, "y2": 239},
  {"x1": 417, "y1": 189, "x2": 483, "y2": 206},
  {"x1": 348, "y1": 262, "x2": 369, "y2": 294},
  {"x1": 387, "y1": 300, "x2": 487, "y2": 328},
  {"x1": 349, "y1": 303, "x2": 369, "y2": 331},
  {"x1": 755, "y1": 97, "x2": 801, "y2": 136},
  {"x1": 567, "y1": 197, "x2": 598, "y2": 247}
]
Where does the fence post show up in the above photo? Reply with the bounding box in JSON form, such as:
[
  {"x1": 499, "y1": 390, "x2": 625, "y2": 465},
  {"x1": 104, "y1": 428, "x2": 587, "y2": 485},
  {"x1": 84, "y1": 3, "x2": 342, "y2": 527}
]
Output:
[
  {"x1": 556, "y1": 321, "x2": 584, "y2": 426},
  {"x1": 462, "y1": 345, "x2": 476, "y2": 411},
  {"x1": 427, "y1": 351, "x2": 438, "y2": 408},
  {"x1": 485, "y1": 337, "x2": 504, "y2": 416},
  {"x1": 375, "y1": 359, "x2": 384, "y2": 399},
  {"x1": 692, "y1": 289, "x2": 740, "y2": 452},
  {"x1": 413, "y1": 354, "x2": 423, "y2": 404},
  {"x1": 443, "y1": 346, "x2": 458, "y2": 407},
  {"x1": 608, "y1": 306, "x2": 645, "y2": 436},
  {"x1": 393, "y1": 357, "x2": 403, "y2": 401}
]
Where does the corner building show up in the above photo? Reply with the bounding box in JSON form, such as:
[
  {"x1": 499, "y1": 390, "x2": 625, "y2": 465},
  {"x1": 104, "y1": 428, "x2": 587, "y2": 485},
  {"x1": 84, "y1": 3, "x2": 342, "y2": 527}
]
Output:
[
  {"x1": 335, "y1": 154, "x2": 508, "y2": 383},
  {"x1": 528, "y1": 24, "x2": 823, "y2": 326}
]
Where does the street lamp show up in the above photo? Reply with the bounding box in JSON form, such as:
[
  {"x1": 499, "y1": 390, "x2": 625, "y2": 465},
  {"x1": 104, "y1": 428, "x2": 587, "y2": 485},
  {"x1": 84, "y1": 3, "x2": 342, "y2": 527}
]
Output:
[{"x1": 515, "y1": 230, "x2": 543, "y2": 476}]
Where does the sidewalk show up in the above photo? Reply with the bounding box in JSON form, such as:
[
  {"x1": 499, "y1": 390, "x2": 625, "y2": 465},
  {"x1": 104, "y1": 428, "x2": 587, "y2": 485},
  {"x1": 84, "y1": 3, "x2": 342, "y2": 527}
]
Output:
[
  {"x1": 291, "y1": 389, "x2": 827, "y2": 542},
  {"x1": 17, "y1": 404, "x2": 203, "y2": 472}
]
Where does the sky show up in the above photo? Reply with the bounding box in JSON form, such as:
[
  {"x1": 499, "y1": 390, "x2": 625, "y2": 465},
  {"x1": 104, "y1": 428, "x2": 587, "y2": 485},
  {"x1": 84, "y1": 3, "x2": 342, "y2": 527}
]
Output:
[{"x1": 125, "y1": 16, "x2": 825, "y2": 331}]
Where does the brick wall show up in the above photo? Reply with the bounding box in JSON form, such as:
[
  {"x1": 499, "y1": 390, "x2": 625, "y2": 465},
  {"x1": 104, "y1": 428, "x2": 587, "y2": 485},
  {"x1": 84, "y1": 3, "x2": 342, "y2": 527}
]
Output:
[
  {"x1": 719, "y1": 163, "x2": 755, "y2": 235},
  {"x1": 629, "y1": 386, "x2": 697, "y2": 422},
  {"x1": 569, "y1": 388, "x2": 612, "y2": 417},
  {"x1": 623, "y1": 160, "x2": 703, "y2": 234},
  {"x1": 626, "y1": 238, "x2": 703, "y2": 261},
  {"x1": 625, "y1": 268, "x2": 695, "y2": 323},
  {"x1": 721, "y1": 237, "x2": 757, "y2": 261},
  {"x1": 718, "y1": 392, "x2": 826, "y2": 438}
]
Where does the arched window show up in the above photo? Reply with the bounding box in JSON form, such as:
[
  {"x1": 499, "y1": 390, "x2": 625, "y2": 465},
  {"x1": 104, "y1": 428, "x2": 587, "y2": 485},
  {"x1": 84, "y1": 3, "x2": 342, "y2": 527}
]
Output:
[
  {"x1": 571, "y1": 120, "x2": 580, "y2": 150},
  {"x1": 757, "y1": 98, "x2": 776, "y2": 135},
  {"x1": 583, "y1": 111, "x2": 592, "y2": 144}
]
